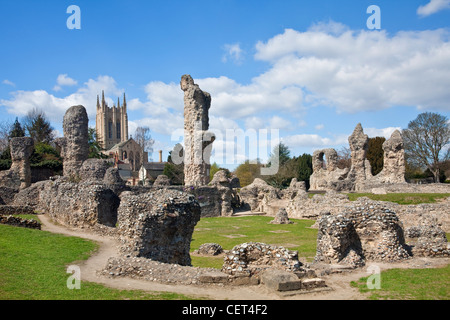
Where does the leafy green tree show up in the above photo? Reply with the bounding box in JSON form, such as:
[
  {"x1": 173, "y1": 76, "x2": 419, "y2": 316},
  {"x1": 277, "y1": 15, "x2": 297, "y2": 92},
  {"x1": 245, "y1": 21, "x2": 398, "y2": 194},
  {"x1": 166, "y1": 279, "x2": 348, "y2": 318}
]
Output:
[
  {"x1": 234, "y1": 160, "x2": 263, "y2": 187},
  {"x1": 367, "y1": 137, "x2": 385, "y2": 176},
  {"x1": 29, "y1": 142, "x2": 63, "y2": 174},
  {"x1": 88, "y1": 128, "x2": 108, "y2": 159}
]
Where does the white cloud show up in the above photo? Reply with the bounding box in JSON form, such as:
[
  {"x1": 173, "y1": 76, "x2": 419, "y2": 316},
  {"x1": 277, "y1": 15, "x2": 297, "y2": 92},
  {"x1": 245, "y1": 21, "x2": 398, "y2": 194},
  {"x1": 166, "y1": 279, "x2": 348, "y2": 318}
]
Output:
[
  {"x1": 315, "y1": 124, "x2": 324, "y2": 130},
  {"x1": 0, "y1": 75, "x2": 122, "y2": 123},
  {"x1": 364, "y1": 127, "x2": 402, "y2": 139},
  {"x1": 53, "y1": 74, "x2": 78, "y2": 91},
  {"x1": 417, "y1": 0, "x2": 450, "y2": 17},
  {"x1": 222, "y1": 43, "x2": 244, "y2": 64},
  {"x1": 269, "y1": 116, "x2": 293, "y2": 131},
  {"x1": 283, "y1": 134, "x2": 333, "y2": 148},
  {"x1": 283, "y1": 132, "x2": 349, "y2": 150},
  {"x1": 254, "y1": 24, "x2": 450, "y2": 112},
  {"x1": 2, "y1": 79, "x2": 15, "y2": 87}
]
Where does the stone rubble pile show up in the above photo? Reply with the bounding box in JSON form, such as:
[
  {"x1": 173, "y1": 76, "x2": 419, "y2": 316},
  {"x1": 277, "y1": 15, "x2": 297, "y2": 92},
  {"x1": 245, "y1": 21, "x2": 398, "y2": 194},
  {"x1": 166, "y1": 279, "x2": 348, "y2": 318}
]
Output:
[
  {"x1": 222, "y1": 242, "x2": 305, "y2": 278},
  {"x1": 101, "y1": 256, "x2": 219, "y2": 285},
  {"x1": 270, "y1": 208, "x2": 293, "y2": 224},
  {"x1": 405, "y1": 216, "x2": 449, "y2": 257},
  {"x1": 194, "y1": 243, "x2": 224, "y2": 256},
  {"x1": 239, "y1": 178, "x2": 280, "y2": 212}
]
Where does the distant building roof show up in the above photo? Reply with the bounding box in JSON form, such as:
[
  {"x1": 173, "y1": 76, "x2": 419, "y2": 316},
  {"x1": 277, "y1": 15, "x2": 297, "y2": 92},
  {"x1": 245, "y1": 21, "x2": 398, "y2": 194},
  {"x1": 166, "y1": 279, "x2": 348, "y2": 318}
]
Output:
[
  {"x1": 108, "y1": 138, "x2": 137, "y2": 151},
  {"x1": 141, "y1": 162, "x2": 166, "y2": 171}
]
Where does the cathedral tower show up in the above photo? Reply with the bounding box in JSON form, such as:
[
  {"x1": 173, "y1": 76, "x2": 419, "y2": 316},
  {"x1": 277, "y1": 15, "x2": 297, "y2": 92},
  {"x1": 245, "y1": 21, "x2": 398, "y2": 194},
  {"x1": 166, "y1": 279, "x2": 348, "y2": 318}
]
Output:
[{"x1": 96, "y1": 91, "x2": 129, "y2": 150}]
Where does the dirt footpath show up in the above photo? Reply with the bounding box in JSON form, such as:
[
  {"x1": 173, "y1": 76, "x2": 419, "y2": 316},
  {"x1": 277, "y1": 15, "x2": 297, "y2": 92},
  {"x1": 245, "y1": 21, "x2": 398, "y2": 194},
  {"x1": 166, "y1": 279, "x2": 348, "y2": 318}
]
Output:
[{"x1": 39, "y1": 214, "x2": 449, "y2": 300}]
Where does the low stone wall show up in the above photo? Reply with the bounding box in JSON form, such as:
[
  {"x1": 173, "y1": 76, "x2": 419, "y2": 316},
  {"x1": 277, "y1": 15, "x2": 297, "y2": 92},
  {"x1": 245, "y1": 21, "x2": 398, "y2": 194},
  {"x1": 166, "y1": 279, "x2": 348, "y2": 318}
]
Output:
[
  {"x1": 0, "y1": 215, "x2": 41, "y2": 230},
  {"x1": 314, "y1": 201, "x2": 411, "y2": 267},
  {"x1": 0, "y1": 205, "x2": 35, "y2": 216},
  {"x1": 33, "y1": 177, "x2": 120, "y2": 228}
]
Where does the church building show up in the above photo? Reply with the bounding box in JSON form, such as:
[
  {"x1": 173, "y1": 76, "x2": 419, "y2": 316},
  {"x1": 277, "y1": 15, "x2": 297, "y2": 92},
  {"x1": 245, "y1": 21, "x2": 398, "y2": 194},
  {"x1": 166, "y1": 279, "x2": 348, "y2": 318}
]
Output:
[
  {"x1": 95, "y1": 91, "x2": 165, "y2": 183},
  {"x1": 95, "y1": 91, "x2": 147, "y2": 173}
]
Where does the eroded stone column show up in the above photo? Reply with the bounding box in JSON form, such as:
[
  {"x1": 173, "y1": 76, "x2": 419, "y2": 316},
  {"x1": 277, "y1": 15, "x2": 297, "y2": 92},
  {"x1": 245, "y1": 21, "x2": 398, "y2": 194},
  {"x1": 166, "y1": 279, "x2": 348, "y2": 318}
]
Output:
[
  {"x1": 378, "y1": 130, "x2": 406, "y2": 183},
  {"x1": 9, "y1": 137, "x2": 34, "y2": 189},
  {"x1": 348, "y1": 123, "x2": 370, "y2": 182},
  {"x1": 181, "y1": 75, "x2": 215, "y2": 186},
  {"x1": 57, "y1": 105, "x2": 89, "y2": 178}
]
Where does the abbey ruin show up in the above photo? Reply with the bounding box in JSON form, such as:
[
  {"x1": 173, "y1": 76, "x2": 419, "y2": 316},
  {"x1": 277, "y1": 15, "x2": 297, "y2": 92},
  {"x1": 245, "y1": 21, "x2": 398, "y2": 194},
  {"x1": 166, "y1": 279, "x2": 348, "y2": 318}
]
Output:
[
  {"x1": 309, "y1": 123, "x2": 407, "y2": 192},
  {"x1": 0, "y1": 74, "x2": 448, "y2": 298}
]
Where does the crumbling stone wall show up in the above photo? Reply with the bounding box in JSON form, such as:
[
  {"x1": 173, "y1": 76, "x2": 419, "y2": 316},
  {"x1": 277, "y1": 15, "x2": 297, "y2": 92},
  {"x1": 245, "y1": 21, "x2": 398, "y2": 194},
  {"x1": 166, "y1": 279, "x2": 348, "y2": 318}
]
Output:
[
  {"x1": 310, "y1": 149, "x2": 350, "y2": 191},
  {"x1": 405, "y1": 215, "x2": 449, "y2": 257},
  {"x1": 36, "y1": 177, "x2": 120, "y2": 228},
  {"x1": 286, "y1": 191, "x2": 350, "y2": 220},
  {"x1": 239, "y1": 178, "x2": 280, "y2": 212},
  {"x1": 309, "y1": 123, "x2": 408, "y2": 192},
  {"x1": 181, "y1": 75, "x2": 215, "y2": 187},
  {"x1": 0, "y1": 137, "x2": 34, "y2": 201},
  {"x1": 377, "y1": 130, "x2": 406, "y2": 184},
  {"x1": 314, "y1": 201, "x2": 411, "y2": 267},
  {"x1": 117, "y1": 189, "x2": 201, "y2": 266},
  {"x1": 9, "y1": 137, "x2": 34, "y2": 190}
]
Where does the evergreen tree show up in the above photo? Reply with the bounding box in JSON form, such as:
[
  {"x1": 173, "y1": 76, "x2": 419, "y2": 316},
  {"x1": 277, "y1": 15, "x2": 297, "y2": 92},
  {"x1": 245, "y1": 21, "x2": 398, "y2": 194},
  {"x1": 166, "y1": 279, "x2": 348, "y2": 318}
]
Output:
[
  {"x1": 24, "y1": 109, "x2": 54, "y2": 144},
  {"x1": 367, "y1": 137, "x2": 385, "y2": 176},
  {"x1": 267, "y1": 142, "x2": 291, "y2": 167},
  {"x1": 296, "y1": 153, "x2": 313, "y2": 189},
  {"x1": 88, "y1": 128, "x2": 107, "y2": 159},
  {"x1": 8, "y1": 118, "x2": 25, "y2": 139}
]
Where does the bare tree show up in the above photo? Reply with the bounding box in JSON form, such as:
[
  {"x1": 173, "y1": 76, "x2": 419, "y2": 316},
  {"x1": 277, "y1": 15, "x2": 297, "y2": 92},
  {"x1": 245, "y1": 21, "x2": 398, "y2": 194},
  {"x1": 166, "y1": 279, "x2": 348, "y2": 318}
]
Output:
[
  {"x1": 402, "y1": 112, "x2": 450, "y2": 183},
  {"x1": 0, "y1": 120, "x2": 12, "y2": 152},
  {"x1": 134, "y1": 126, "x2": 155, "y2": 163},
  {"x1": 337, "y1": 146, "x2": 352, "y2": 169}
]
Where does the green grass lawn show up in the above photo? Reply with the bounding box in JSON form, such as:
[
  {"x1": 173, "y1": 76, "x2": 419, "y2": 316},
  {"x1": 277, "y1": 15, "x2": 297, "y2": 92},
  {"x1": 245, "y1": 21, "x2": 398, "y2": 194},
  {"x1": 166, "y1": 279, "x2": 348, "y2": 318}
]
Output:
[
  {"x1": 0, "y1": 224, "x2": 197, "y2": 300},
  {"x1": 347, "y1": 193, "x2": 450, "y2": 205},
  {"x1": 351, "y1": 264, "x2": 450, "y2": 300},
  {"x1": 190, "y1": 216, "x2": 317, "y2": 269}
]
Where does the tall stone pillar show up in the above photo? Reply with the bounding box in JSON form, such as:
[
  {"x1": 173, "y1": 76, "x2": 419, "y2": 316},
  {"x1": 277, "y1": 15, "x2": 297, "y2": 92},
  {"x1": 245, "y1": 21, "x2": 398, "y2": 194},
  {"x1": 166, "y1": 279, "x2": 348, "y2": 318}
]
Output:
[
  {"x1": 180, "y1": 75, "x2": 215, "y2": 186},
  {"x1": 348, "y1": 123, "x2": 370, "y2": 182},
  {"x1": 57, "y1": 105, "x2": 89, "y2": 178},
  {"x1": 9, "y1": 137, "x2": 34, "y2": 190},
  {"x1": 378, "y1": 130, "x2": 406, "y2": 183}
]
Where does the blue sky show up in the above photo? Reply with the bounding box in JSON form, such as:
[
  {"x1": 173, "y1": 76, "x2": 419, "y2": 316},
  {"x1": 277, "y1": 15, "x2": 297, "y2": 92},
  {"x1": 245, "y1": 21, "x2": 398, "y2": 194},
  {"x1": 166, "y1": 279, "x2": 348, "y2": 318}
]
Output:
[{"x1": 1, "y1": 0, "x2": 449, "y2": 169}]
